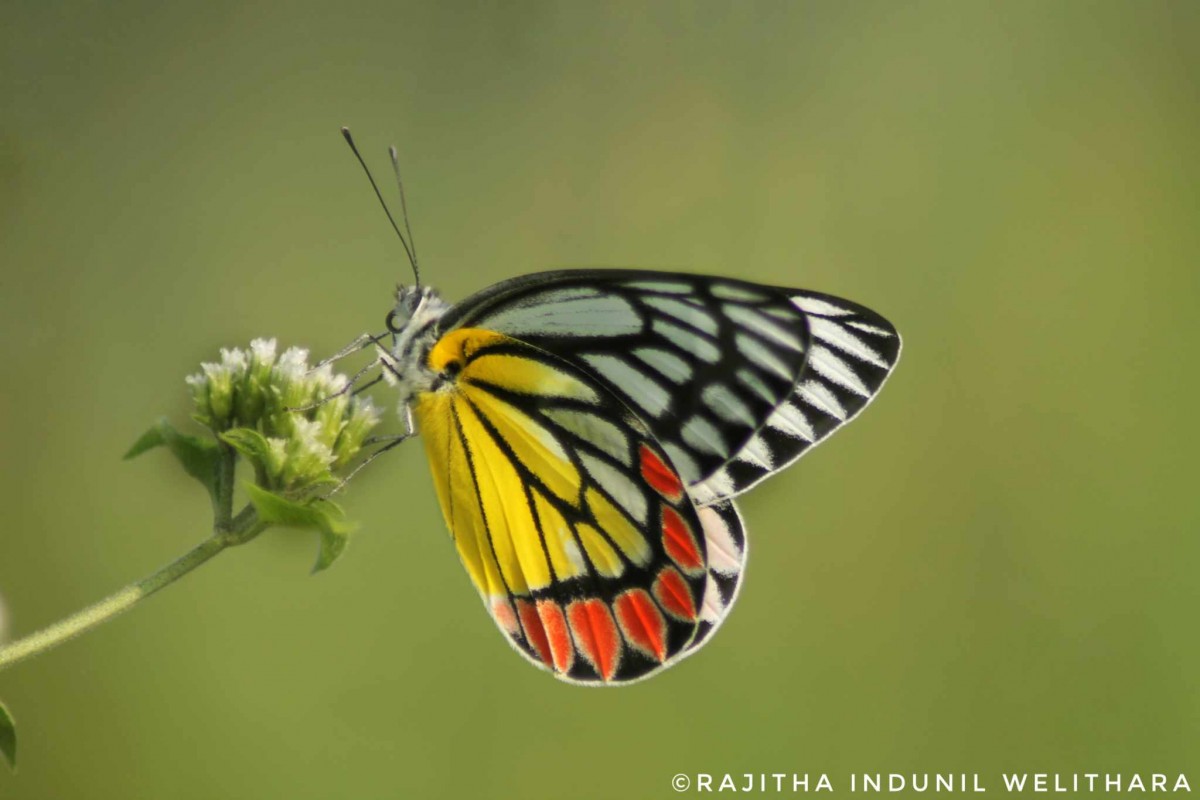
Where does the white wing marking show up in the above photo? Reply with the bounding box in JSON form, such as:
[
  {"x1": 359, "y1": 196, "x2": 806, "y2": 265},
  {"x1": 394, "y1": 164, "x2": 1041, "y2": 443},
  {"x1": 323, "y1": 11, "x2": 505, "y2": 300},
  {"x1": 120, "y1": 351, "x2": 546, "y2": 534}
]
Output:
[
  {"x1": 736, "y1": 368, "x2": 777, "y2": 404},
  {"x1": 710, "y1": 284, "x2": 769, "y2": 302},
  {"x1": 632, "y1": 347, "x2": 692, "y2": 384},
  {"x1": 767, "y1": 401, "x2": 816, "y2": 442},
  {"x1": 663, "y1": 442, "x2": 700, "y2": 484},
  {"x1": 808, "y1": 345, "x2": 871, "y2": 397},
  {"x1": 791, "y1": 295, "x2": 852, "y2": 317},
  {"x1": 578, "y1": 451, "x2": 648, "y2": 524},
  {"x1": 701, "y1": 383, "x2": 757, "y2": 427},
  {"x1": 580, "y1": 354, "x2": 671, "y2": 418},
  {"x1": 643, "y1": 296, "x2": 719, "y2": 335},
  {"x1": 798, "y1": 380, "x2": 848, "y2": 421},
  {"x1": 809, "y1": 316, "x2": 888, "y2": 368},
  {"x1": 652, "y1": 319, "x2": 720, "y2": 363},
  {"x1": 681, "y1": 414, "x2": 727, "y2": 457},
  {"x1": 734, "y1": 332, "x2": 795, "y2": 380},
  {"x1": 483, "y1": 293, "x2": 641, "y2": 337},
  {"x1": 541, "y1": 407, "x2": 632, "y2": 466},
  {"x1": 724, "y1": 304, "x2": 805, "y2": 351}
]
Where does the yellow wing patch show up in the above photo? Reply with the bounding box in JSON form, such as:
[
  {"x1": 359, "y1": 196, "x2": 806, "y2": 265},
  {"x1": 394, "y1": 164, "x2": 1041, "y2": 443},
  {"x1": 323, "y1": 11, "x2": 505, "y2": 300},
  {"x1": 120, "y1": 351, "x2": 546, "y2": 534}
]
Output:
[
  {"x1": 584, "y1": 487, "x2": 651, "y2": 567},
  {"x1": 426, "y1": 328, "x2": 599, "y2": 402},
  {"x1": 415, "y1": 328, "x2": 648, "y2": 597}
]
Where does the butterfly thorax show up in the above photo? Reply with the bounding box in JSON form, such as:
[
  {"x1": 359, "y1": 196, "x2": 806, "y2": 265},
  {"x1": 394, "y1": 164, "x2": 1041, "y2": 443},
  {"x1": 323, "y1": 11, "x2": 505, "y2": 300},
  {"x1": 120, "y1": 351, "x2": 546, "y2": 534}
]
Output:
[{"x1": 384, "y1": 285, "x2": 451, "y2": 406}]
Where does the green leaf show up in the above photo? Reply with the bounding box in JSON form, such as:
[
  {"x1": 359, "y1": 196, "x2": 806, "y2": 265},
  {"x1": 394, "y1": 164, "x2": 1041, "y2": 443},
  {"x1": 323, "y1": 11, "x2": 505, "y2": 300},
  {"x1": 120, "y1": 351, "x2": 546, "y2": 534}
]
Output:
[
  {"x1": 243, "y1": 483, "x2": 324, "y2": 528},
  {"x1": 243, "y1": 485, "x2": 352, "y2": 573},
  {"x1": 313, "y1": 527, "x2": 349, "y2": 574},
  {"x1": 310, "y1": 502, "x2": 351, "y2": 573},
  {"x1": 219, "y1": 427, "x2": 272, "y2": 462},
  {"x1": 0, "y1": 698, "x2": 15, "y2": 771},
  {"x1": 125, "y1": 419, "x2": 221, "y2": 500},
  {"x1": 122, "y1": 425, "x2": 165, "y2": 460}
]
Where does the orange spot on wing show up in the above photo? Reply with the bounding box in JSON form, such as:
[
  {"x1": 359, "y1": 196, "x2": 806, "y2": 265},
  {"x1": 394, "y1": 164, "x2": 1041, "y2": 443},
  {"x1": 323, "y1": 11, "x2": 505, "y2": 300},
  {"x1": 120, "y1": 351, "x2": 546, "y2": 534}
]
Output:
[
  {"x1": 517, "y1": 599, "x2": 552, "y2": 667},
  {"x1": 614, "y1": 589, "x2": 667, "y2": 662},
  {"x1": 491, "y1": 598, "x2": 519, "y2": 635},
  {"x1": 639, "y1": 444, "x2": 684, "y2": 503},
  {"x1": 567, "y1": 599, "x2": 621, "y2": 681},
  {"x1": 537, "y1": 600, "x2": 574, "y2": 674},
  {"x1": 662, "y1": 506, "x2": 704, "y2": 575},
  {"x1": 653, "y1": 567, "x2": 697, "y2": 622}
]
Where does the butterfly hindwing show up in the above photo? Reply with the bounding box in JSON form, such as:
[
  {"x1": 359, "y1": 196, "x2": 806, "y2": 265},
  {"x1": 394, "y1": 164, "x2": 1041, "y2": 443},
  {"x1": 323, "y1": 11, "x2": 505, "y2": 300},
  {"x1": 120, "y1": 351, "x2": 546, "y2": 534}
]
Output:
[
  {"x1": 413, "y1": 327, "x2": 724, "y2": 683},
  {"x1": 687, "y1": 499, "x2": 747, "y2": 654}
]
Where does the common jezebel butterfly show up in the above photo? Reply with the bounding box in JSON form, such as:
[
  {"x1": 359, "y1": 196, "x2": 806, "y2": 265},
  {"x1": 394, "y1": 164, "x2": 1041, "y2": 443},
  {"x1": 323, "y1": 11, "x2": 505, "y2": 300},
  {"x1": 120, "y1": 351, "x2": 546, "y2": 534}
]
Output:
[
  {"x1": 344, "y1": 130, "x2": 900, "y2": 684},
  {"x1": 379, "y1": 270, "x2": 901, "y2": 684}
]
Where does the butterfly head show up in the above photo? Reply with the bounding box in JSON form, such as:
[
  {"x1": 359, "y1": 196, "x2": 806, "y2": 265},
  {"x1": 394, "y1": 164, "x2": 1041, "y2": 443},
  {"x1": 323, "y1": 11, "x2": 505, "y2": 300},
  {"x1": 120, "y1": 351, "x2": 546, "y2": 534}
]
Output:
[
  {"x1": 387, "y1": 285, "x2": 447, "y2": 336},
  {"x1": 383, "y1": 284, "x2": 450, "y2": 402}
]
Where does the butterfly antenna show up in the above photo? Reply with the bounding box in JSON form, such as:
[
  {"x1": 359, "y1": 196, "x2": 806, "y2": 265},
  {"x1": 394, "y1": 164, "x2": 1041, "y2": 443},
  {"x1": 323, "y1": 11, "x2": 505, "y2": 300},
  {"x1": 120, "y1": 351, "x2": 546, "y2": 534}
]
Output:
[
  {"x1": 388, "y1": 146, "x2": 421, "y2": 287},
  {"x1": 341, "y1": 127, "x2": 419, "y2": 283}
]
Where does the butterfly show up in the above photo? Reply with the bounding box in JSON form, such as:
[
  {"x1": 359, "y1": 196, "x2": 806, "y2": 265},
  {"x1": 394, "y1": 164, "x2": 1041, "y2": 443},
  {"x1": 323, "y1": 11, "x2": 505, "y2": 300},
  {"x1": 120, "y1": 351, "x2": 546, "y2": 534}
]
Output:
[
  {"x1": 377, "y1": 269, "x2": 901, "y2": 684},
  {"x1": 339, "y1": 129, "x2": 900, "y2": 684}
]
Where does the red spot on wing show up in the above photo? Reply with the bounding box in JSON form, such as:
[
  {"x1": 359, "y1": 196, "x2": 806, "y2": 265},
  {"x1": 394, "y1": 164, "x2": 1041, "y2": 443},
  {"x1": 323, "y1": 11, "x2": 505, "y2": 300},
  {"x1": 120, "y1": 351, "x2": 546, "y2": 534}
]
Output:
[
  {"x1": 639, "y1": 444, "x2": 684, "y2": 504},
  {"x1": 614, "y1": 589, "x2": 668, "y2": 662},
  {"x1": 517, "y1": 599, "x2": 552, "y2": 667},
  {"x1": 567, "y1": 599, "x2": 621, "y2": 681},
  {"x1": 662, "y1": 506, "x2": 705, "y2": 575},
  {"x1": 537, "y1": 600, "x2": 574, "y2": 674},
  {"x1": 653, "y1": 567, "x2": 697, "y2": 622}
]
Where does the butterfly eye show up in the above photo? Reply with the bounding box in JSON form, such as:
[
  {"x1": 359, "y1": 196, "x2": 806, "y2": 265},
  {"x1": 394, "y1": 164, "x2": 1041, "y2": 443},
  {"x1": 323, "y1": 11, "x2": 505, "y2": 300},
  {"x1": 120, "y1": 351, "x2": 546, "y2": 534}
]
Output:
[
  {"x1": 442, "y1": 360, "x2": 462, "y2": 380},
  {"x1": 385, "y1": 310, "x2": 404, "y2": 333}
]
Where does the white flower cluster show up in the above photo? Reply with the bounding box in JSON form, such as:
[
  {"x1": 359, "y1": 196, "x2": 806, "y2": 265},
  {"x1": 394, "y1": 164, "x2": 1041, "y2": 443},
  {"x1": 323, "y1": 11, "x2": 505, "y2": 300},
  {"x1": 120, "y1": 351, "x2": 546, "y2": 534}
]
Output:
[{"x1": 187, "y1": 338, "x2": 382, "y2": 491}]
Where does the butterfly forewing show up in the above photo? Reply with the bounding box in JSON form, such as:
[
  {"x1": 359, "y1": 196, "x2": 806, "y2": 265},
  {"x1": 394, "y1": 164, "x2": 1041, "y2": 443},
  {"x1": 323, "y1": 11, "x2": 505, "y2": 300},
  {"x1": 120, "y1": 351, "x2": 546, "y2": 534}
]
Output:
[
  {"x1": 413, "y1": 327, "x2": 725, "y2": 683},
  {"x1": 691, "y1": 289, "x2": 902, "y2": 504},
  {"x1": 439, "y1": 270, "x2": 814, "y2": 490}
]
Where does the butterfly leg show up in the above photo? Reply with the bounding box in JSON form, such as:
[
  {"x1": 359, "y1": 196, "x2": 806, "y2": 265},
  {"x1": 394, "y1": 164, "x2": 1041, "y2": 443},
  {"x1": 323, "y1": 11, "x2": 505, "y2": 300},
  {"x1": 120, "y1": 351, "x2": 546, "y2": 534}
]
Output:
[
  {"x1": 350, "y1": 372, "x2": 386, "y2": 396},
  {"x1": 289, "y1": 330, "x2": 399, "y2": 412},
  {"x1": 312, "y1": 331, "x2": 387, "y2": 370},
  {"x1": 325, "y1": 406, "x2": 415, "y2": 497},
  {"x1": 287, "y1": 355, "x2": 383, "y2": 412}
]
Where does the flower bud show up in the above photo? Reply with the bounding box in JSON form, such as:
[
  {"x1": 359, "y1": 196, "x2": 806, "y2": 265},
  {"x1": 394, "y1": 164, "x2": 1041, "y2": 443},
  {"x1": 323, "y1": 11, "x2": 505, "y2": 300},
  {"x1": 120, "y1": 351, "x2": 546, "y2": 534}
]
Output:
[
  {"x1": 201, "y1": 360, "x2": 236, "y2": 429},
  {"x1": 333, "y1": 396, "x2": 382, "y2": 467}
]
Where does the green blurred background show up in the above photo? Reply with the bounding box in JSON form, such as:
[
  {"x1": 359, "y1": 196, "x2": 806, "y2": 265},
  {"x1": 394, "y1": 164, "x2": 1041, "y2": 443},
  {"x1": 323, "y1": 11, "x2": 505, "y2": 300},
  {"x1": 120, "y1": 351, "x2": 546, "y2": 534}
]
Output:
[{"x1": 2, "y1": 2, "x2": 1197, "y2": 798}]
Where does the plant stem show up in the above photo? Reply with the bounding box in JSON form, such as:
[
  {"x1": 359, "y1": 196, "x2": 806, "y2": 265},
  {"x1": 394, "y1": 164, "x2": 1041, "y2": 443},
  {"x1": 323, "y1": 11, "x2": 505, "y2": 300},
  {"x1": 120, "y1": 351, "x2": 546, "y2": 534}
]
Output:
[
  {"x1": 0, "y1": 442, "x2": 265, "y2": 673},
  {"x1": 213, "y1": 441, "x2": 237, "y2": 530},
  {"x1": 0, "y1": 534, "x2": 234, "y2": 671}
]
